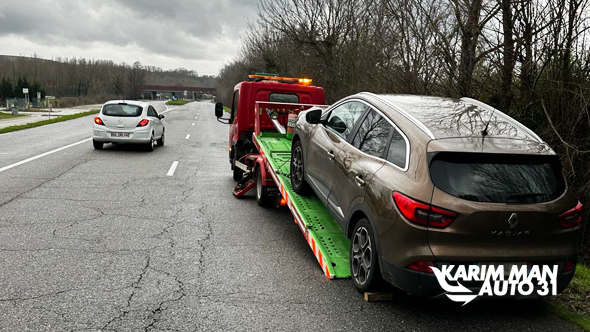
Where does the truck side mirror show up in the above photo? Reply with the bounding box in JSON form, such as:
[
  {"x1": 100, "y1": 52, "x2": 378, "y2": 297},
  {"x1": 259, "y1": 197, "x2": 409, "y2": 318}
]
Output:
[
  {"x1": 305, "y1": 109, "x2": 322, "y2": 124},
  {"x1": 215, "y1": 102, "x2": 224, "y2": 118}
]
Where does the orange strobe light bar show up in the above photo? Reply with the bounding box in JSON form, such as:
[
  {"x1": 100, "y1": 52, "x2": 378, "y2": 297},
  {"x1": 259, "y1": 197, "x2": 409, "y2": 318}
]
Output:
[{"x1": 248, "y1": 74, "x2": 313, "y2": 85}]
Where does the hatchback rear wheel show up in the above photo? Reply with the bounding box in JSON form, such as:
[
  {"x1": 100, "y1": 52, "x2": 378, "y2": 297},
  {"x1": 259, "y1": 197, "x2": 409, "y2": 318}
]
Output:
[
  {"x1": 350, "y1": 218, "x2": 383, "y2": 292},
  {"x1": 93, "y1": 140, "x2": 103, "y2": 150},
  {"x1": 146, "y1": 133, "x2": 155, "y2": 152},
  {"x1": 157, "y1": 130, "x2": 165, "y2": 147}
]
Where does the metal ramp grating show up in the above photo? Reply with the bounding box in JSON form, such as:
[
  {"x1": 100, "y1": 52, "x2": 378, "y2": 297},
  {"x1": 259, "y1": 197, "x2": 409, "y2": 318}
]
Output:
[{"x1": 257, "y1": 134, "x2": 351, "y2": 278}]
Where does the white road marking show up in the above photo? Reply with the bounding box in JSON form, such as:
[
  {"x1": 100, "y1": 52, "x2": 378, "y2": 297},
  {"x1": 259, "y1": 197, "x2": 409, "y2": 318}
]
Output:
[
  {"x1": 185, "y1": 134, "x2": 190, "y2": 140},
  {"x1": 192, "y1": 123, "x2": 195, "y2": 126},
  {"x1": 166, "y1": 161, "x2": 179, "y2": 176},
  {"x1": 194, "y1": 116, "x2": 198, "y2": 119},
  {"x1": 0, "y1": 137, "x2": 92, "y2": 174}
]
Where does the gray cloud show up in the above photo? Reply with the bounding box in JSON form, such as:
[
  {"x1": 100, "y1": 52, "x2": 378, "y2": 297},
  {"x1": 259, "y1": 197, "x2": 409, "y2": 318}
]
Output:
[{"x1": 0, "y1": 0, "x2": 259, "y2": 74}]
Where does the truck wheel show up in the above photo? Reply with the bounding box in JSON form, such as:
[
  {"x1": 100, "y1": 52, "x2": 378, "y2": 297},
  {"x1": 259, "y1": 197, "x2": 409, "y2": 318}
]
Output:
[
  {"x1": 290, "y1": 140, "x2": 308, "y2": 193},
  {"x1": 256, "y1": 166, "x2": 272, "y2": 207},
  {"x1": 232, "y1": 149, "x2": 244, "y2": 181},
  {"x1": 350, "y1": 218, "x2": 383, "y2": 293},
  {"x1": 233, "y1": 162, "x2": 243, "y2": 181},
  {"x1": 93, "y1": 140, "x2": 103, "y2": 150}
]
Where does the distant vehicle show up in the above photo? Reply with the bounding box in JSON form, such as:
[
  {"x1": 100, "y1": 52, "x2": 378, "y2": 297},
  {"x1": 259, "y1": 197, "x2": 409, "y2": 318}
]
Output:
[
  {"x1": 93, "y1": 100, "x2": 165, "y2": 151},
  {"x1": 292, "y1": 93, "x2": 582, "y2": 294}
]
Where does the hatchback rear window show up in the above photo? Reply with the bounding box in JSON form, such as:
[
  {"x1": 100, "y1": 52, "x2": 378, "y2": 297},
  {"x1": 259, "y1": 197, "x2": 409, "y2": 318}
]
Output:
[
  {"x1": 102, "y1": 104, "x2": 143, "y2": 117},
  {"x1": 429, "y1": 153, "x2": 565, "y2": 203}
]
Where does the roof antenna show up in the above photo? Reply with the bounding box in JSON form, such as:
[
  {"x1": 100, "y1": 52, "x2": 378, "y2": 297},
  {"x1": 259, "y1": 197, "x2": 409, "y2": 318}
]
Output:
[{"x1": 480, "y1": 107, "x2": 495, "y2": 146}]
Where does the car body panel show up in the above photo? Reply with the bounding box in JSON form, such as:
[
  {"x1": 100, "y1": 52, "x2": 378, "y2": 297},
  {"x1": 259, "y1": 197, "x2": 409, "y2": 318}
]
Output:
[
  {"x1": 305, "y1": 126, "x2": 347, "y2": 203},
  {"x1": 293, "y1": 93, "x2": 580, "y2": 296}
]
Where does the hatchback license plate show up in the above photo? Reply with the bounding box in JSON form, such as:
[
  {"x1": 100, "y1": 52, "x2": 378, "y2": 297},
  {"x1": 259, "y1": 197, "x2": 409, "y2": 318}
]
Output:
[{"x1": 111, "y1": 132, "x2": 129, "y2": 138}]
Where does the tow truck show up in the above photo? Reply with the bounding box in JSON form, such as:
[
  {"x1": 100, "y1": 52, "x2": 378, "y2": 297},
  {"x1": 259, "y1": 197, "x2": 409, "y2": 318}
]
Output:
[{"x1": 215, "y1": 74, "x2": 351, "y2": 279}]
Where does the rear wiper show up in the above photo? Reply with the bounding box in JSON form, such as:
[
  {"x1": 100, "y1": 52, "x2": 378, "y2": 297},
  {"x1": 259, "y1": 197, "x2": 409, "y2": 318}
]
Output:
[{"x1": 457, "y1": 194, "x2": 482, "y2": 201}]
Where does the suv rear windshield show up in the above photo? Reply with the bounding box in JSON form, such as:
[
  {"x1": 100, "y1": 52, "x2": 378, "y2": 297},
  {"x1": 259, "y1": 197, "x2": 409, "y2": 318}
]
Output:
[
  {"x1": 102, "y1": 104, "x2": 143, "y2": 117},
  {"x1": 429, "y1": 153, "x2": 565, "y2": 203}
]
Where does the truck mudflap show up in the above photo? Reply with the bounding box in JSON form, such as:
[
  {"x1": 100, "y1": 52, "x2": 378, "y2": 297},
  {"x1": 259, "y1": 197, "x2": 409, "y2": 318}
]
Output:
[{"x1": 254, "y1": 132, "x2": 351, "y2": 279}]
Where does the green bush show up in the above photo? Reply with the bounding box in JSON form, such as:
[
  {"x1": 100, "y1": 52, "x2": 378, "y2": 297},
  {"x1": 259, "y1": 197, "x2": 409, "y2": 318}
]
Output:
[{"x1": 165, "y1": 100, "x2": 191, "y2": 106}]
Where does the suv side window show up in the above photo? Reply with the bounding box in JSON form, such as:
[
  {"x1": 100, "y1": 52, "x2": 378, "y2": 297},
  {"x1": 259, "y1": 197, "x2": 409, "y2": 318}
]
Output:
[
  {"x1": 352, "y1": 109, "x2": 392, "y2": 158},
  {"x1": 231, "y1": 90, "x2": 239, "y2": 123},
  {"x1": 386, "y1": 128, "x2": 407, "y2": 169},
  {"x1": 326, "y1": 101, "x2": 367, "y2": 139}
]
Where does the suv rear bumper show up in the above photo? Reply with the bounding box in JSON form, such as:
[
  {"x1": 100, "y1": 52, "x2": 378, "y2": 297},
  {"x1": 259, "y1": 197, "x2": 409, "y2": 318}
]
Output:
[{"x1": 381, "y1": 258, "x2": 576, "y2": 298}]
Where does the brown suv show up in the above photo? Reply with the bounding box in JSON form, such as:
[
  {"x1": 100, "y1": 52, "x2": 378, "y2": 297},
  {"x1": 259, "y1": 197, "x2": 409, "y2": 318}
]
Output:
[{"x1": 290, "y1": 93, "x2": 583, "y2": 295}]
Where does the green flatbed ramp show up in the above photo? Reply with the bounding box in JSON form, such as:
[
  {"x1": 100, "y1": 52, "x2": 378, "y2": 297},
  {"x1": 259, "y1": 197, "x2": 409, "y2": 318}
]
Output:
[{"x1": 255, "y1": 133, "x2": 351, "y2": 279}]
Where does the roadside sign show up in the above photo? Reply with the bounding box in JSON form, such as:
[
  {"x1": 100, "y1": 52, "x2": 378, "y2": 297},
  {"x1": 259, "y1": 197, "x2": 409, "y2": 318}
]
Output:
[
  {"x1": 37, "y1": 92, "x2": 41, "y2": 100},
  {"x1": 23, "y1": 88, "x2": 29, "y2": 94}
]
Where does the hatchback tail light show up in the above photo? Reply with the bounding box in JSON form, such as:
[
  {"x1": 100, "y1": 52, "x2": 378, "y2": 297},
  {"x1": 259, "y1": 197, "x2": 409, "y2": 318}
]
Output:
[
  {"x1": 94, "y1": 117, "x2": 105, "y2": 126},
  {"x1": 564, "y1": 259, "x2": 576, "y2": 272},
  {"x1": 393, "y1": 192, "x2": 456, "y2": 228},
  {"x1": 406, "y1": 260, "x2": 434, "y2": 273},
  {"x1": 137, "y1": 119, "x2": 150, "y2": 127},
  {"x1": 559, "y1": 201, "x2": 583, "y2": 228}
]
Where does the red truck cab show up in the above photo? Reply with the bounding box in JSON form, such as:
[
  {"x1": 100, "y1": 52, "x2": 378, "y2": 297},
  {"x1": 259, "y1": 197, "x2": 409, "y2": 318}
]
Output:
[{"x1": 215, "y1": 74, "x2": 325, "y2": 180}]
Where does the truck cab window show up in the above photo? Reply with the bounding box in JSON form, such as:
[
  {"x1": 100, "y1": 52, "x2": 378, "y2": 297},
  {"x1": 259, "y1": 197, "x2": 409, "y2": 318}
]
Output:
[
  {"x1": 269, "y1": 93, "x2": 299, "y2": 103},
  {"x1": 231, "y1": 90, "x2": 239, "y2": 123}
]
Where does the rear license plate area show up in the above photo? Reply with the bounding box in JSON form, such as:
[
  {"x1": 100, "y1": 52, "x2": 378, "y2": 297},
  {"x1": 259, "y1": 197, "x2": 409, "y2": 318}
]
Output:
[{"x1": 111, "y1": 132, "x2": 130, "y2": 138}]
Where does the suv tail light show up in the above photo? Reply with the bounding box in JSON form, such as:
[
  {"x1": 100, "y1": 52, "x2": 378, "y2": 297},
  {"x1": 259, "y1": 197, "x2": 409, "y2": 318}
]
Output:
[
  {"x1": 137, "y1": 119, "x2": 150, "y2": 127},
  {"x1": 393, "y1": 192, "x2": 456, "y2": 228},
  {"x1": 559, "y1": 201, "x2": 583, "y2": 228},
  {"x1": 94, "y1": 117, "x2": 105, "y2": 126},
  {"x1": 406, "y1": 260, "x2": 434, "y2": 273}
]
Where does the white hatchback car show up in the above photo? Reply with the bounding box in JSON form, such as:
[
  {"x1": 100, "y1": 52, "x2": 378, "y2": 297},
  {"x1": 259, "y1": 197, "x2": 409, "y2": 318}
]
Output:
[{"x1": 93, "y1": 100, "x2": 165, "y2": 151}]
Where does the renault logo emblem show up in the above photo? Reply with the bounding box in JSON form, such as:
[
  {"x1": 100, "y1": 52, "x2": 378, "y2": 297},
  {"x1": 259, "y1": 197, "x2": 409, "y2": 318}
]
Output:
[{"x1": 508, "y1": 213, "x2": 519, "y2": 229}]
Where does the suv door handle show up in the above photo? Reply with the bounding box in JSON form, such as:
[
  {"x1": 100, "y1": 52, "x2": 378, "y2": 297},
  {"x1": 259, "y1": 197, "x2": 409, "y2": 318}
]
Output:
[
  {"x1": 355, "y1": 174, "x2": 365, "y2": 188},
  {"x1": 327, "y1": 151, "x2": 335, "y2": 161}
]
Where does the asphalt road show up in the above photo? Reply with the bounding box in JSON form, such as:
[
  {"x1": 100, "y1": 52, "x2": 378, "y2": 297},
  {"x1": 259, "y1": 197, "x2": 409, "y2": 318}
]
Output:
[{"x1": 0, "y1": 101, "x2": 579, "y2": 331}]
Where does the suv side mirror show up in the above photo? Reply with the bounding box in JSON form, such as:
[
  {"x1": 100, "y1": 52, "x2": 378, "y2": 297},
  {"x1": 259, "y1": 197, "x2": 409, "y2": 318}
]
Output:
[
  {"x1": 215, "y1": 102, "x2": 224, "y2": 118},
  {"x1": 158, "y1": 114, "x2": 165, "y2": 119},
  {"x1": 305, "y1": 109, "x2": 322, "y2": 124}
]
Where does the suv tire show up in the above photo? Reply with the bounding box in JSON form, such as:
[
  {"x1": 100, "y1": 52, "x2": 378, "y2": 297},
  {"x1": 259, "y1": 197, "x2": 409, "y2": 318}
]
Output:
[
  {"x1": 350, "y1": 218, "x2": 383, "y2": 292},
  {"x1": 290, "y1": 140, "x2": 308, "y2": 193}
]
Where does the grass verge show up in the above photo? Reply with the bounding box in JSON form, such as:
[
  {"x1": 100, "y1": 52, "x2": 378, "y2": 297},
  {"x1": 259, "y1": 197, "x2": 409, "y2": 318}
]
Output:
[
  {"x1": 0, "y1": 112, "x2": 26, "y2": 119},
  {"x1": 547, "y1": 264, "x2": 590, "y2": 331},
  {"x1": 223, "y1": 106, "x2": 231, "y2": 113},
  {"x1": 0, "y1": 110, "x2": 99, "y2": 134},
  {"x1": 166, "y1": 100, "x2": 191, "y2": 106}
]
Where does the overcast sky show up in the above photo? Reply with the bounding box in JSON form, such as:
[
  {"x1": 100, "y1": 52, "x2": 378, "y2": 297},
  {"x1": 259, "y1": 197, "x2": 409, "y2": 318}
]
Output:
[{"x1": 0, "y1": 0, "x2": 259, "y2": 75}]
